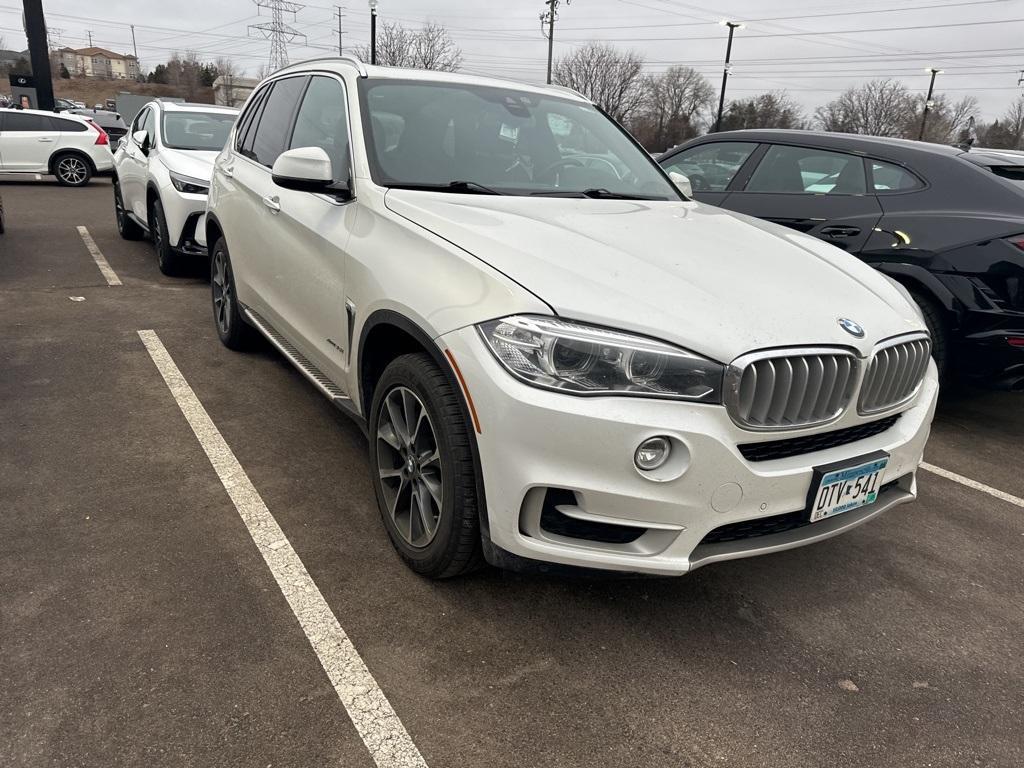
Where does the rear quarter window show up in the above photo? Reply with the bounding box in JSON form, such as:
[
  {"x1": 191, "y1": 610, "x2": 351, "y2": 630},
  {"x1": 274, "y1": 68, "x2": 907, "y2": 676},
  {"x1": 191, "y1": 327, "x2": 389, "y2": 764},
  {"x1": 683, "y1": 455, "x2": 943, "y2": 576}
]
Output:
[
  {"x1": 869, "y1": 160, "x2": 923, "y2": 193},
  {"x1": 51, "y1": 118, "x2": 88, "y2": 132}
]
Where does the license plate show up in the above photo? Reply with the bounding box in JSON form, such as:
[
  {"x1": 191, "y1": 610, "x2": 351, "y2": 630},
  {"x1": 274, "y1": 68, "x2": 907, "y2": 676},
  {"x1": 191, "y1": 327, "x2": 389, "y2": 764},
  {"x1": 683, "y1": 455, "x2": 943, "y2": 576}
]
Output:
[{"x1": 809, "y1": 452, "x2": 889, "y2": 523}]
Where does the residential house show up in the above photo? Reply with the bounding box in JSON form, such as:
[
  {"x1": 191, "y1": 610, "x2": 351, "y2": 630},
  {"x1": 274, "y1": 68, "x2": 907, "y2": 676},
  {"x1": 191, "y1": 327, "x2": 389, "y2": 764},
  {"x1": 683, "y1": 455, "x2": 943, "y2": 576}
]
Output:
[{"x1": 71, "y1": 47, "x2": 139, "y2": 80}]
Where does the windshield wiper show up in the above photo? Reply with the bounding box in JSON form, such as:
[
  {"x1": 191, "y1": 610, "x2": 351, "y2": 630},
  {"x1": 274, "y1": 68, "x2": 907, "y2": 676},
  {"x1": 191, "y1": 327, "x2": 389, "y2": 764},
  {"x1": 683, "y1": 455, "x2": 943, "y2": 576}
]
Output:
[
  {"x1": 530, "y1": 188, "x2": 657, "y2": 200},
  {"x1": 389, "y1": 180, "x2": 505, "y2": 195}
]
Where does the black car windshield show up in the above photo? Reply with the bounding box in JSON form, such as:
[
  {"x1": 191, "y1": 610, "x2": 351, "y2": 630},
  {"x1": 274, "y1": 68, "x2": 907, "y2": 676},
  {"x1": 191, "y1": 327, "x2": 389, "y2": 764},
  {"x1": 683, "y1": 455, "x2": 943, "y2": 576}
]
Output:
[
  {"x1": 162, "y1": 111, "x2": 235, "y2": 151},
  {"x1": 359, "y1": 79, "x2": 678, "y2": 199}
]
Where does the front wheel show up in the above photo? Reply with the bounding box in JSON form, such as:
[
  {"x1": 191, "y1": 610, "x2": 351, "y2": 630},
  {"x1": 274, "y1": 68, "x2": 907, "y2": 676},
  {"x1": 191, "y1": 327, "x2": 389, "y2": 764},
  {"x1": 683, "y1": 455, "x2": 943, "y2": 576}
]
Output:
[
  {"x1": 53, "y1": 153, "x2": 92, "y2": 187},
  {"x1": 369, "y1": 353, "x2": 483, "y2": 578},
  {"x1": 150, "y1": 197, "x2": 183, "y2": 276}
]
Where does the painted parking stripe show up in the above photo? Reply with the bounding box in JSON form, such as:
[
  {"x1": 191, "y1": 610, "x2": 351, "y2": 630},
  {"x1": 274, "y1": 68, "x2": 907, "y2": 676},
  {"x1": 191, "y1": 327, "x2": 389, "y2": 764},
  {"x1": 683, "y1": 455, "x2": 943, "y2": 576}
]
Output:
[
  {"x1": 77, "y1": 225, "x2": 122, "y2": 286},
  {"x1": 137, "y1": 330, "x2": 428, "y2": 768},
  {"x1": 922, "y1": 462, "x2": 1024, "y2": 509}
]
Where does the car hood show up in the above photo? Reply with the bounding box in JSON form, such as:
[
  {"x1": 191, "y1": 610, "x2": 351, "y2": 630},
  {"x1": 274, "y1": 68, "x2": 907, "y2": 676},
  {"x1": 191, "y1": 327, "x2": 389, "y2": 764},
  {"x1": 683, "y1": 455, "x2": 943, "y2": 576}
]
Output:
[
  {"x1": 385, "y1": 191, "x2": 926, "y2": 363},
  {"x1": 160, "y1": 150, "x2": 219, "y2": 182}
]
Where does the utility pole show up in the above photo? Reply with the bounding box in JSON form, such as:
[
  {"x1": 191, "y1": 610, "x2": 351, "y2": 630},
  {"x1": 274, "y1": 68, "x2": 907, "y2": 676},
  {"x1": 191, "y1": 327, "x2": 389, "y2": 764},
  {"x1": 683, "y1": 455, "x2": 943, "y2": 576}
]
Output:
[
  {"x1": 714, "y1": 21, "x2": 743, "y2": 133},
  {"x1": 130, "y1": 24, "x2": 140, "y2": 80},
  {"x1": 250, "y1": 0, "x2": 306, "y2": 71},
  {"x1": 22, "y1": 0, "x2": 55, "y2": 111},
  {"x1": 87, "y1": 30, "x2": 93, "y2": 47},
  {"x1": 334, "y1": 6, "x2": 345, "y2": 55},
  {"x1": 369, "y1": 0, "x2": 378, "y2": 65},
  {"x1": 540, "y1": 0, "x2": 568, "y2": 85},
  {"x1": 918, "y1": 67, "x2": 943, "y2": 141}
]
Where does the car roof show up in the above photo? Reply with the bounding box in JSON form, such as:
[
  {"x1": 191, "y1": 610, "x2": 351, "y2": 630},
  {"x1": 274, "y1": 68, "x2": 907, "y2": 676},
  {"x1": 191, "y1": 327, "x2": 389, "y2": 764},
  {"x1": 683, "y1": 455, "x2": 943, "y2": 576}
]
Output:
[
  {"x1": 272, "y1": 55, "x2": 591, "y2": 104},
  {"x1": 154, "y1": 100, "x2": 239, "y2": 114},
  {"x1": 675, "y1": 129, "x2": 966, "y2": 162},
  {"x1": 5, "y1": 107, "x2": 90, "y2": 123}
]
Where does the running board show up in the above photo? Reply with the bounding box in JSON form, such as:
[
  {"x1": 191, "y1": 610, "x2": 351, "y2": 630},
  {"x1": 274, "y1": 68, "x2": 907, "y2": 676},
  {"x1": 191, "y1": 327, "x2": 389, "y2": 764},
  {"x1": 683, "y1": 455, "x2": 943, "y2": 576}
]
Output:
[{"x1": 242, "y1": 305, "x2": 358, "y2": 415}]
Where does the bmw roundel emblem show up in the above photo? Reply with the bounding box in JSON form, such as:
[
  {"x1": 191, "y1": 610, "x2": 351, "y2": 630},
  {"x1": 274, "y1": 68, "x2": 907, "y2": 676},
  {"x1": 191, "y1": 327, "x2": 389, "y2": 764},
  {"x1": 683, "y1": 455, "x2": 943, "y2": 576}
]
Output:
[{"x1": 838, "y1": 318, "x2": 865, "y2": 338}]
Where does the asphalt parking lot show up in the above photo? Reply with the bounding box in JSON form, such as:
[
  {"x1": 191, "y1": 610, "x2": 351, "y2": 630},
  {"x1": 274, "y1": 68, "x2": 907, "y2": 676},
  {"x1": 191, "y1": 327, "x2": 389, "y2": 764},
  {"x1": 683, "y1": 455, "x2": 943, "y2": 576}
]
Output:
[{"x1": 2, "y1": 178, "x2": 1022, "y2": 768}]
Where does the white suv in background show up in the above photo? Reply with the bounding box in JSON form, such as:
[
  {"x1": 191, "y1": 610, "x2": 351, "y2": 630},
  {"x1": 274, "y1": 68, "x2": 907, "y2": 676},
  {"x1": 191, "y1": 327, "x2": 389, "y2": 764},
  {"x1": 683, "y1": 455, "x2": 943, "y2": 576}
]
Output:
[
  {"x1": 0, "y1": 108, "x2": 113, "y2": 186},
  {"x1": 112, "y1": 100, "x2": 237, "y2": 274},
  {"x1": 205, "y1": 58, "x2": 938, "y2": 579}
]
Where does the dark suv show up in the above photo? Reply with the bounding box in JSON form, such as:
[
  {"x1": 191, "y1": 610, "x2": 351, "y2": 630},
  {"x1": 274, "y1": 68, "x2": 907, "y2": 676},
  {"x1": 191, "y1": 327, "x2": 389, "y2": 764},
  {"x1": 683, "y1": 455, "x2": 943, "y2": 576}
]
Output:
[{"x1": 659, "y1": 130, "x2": 1024, "y2": 389}]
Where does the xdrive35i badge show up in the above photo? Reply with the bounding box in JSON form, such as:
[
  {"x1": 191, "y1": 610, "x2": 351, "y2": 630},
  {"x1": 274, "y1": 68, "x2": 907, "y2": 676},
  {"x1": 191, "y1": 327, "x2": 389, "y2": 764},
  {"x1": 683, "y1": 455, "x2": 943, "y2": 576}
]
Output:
[{"x1": 838, "y1": 318, "x2": 865, "y2": 338}]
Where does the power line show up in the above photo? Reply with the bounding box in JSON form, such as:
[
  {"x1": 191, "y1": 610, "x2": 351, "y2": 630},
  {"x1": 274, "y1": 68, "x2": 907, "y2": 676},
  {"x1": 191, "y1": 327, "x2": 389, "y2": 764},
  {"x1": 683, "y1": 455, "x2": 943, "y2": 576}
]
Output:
[{"x1": 250, "y1": 0, "x2": 306, "y2": 70}]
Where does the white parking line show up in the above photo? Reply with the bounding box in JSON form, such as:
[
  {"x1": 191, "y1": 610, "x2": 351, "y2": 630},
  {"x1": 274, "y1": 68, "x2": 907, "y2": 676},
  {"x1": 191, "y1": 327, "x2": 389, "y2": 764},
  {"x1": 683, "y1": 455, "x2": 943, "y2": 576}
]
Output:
[
  {"x1": 922, "y1": 462, "x2": 1024, "y2": 509},
  {"x1": 137, "y1": 330, "x2": 428, "y2": 768},
  {"x1": 77, "y1": 225, "x2": 122, "y2": 286}
]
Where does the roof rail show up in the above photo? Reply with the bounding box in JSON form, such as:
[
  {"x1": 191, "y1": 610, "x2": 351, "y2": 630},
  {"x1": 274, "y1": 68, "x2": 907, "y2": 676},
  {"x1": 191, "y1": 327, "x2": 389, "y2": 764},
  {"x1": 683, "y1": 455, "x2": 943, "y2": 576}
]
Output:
[{"x1": 270, "y1": 53, "x2": 368, "y2": 78}]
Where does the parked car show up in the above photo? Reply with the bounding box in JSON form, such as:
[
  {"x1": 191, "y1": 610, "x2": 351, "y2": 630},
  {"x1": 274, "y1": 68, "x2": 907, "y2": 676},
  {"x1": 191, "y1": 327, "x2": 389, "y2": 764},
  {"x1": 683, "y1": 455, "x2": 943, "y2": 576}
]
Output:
[
  {"x1": 112, "y1": 100, "x2": 238, "y2": 274},
  {"x1": 68, "y1": 108, "x2": 128, "y2": 144},
  {"x1": 0, "y1": 108, "x2": 113, "y2": 185},
  {"x1": 203, "y1": 58, "x2": 937, "y2": 579},
  {"x1": 53, "y1": 98, "x2": 78, "y2": 112},
  {"x1": 659, "y1": 131, "x2": 1024, "y2": 389}
]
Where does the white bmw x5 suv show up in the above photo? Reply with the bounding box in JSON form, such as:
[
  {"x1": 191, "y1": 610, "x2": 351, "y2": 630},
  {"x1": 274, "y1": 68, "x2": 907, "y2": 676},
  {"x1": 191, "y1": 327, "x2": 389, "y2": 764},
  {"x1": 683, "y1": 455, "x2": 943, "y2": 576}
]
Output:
[
  {"x1": 113, "y1": 100, "x2": 237, "y2": 274},
  {"x1": 204, "y1": 57, "x2": 938, "y2": 578}
]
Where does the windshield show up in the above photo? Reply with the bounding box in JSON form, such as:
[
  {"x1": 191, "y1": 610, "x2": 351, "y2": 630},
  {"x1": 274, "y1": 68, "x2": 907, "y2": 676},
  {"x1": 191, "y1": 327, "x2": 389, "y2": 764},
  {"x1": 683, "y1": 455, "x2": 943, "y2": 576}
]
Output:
[
  {"x1": 359, "y1": 79, "x2": 679, "y2": 199},
  {"x1": 161, "y1": 111, "x2": 236, "y2": 151}
]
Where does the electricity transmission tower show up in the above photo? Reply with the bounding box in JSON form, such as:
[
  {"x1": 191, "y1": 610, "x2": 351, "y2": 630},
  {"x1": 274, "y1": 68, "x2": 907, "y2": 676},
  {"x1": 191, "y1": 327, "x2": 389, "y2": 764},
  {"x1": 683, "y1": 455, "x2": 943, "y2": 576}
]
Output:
[{"x1": 250, "y1": 0, "x2": 306, "y2": 71}]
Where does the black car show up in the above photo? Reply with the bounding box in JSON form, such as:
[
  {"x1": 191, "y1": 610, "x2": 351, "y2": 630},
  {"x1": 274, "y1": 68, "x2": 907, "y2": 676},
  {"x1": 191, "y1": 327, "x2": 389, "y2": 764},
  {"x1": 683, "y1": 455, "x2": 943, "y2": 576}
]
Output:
[
  {"x1": 67, "y1": 108, "x2": 128, "y2": 144},
  {"x1": 659, "y1": 130, "x2": 1024, "y2": 389}
]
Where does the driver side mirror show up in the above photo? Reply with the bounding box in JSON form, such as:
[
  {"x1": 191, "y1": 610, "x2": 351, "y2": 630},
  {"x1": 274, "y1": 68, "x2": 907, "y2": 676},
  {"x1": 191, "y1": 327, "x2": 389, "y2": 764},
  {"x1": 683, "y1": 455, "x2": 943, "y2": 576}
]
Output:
[
  {"x1": 133, "y1": 129, "x2": 150, "y2": 155},
  {"x1": 272, "y1": 146, "x2": 351, "y2": 199},
  {"x1": 669, "y1": 171, "x2": 693, "y2": 198}
]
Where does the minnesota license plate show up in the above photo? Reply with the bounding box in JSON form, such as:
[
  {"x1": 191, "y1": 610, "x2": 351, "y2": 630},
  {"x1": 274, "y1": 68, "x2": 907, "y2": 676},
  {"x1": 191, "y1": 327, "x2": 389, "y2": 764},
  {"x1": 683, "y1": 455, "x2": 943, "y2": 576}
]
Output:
[{"x1": 809, "y1": 452, "x2": 889, "y2": 523}]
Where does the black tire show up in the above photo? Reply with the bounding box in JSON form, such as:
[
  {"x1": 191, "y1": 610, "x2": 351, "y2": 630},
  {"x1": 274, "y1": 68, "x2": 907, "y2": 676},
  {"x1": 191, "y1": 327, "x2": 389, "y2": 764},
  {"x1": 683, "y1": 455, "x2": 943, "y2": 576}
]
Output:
[
  {"x1": 369, "y1": 353, "x2": 483, "y2": 579},
  {"x1": 911, "y1": 290, "x2": 949, "y2": 379},
  {"x1": 149, "y1": 197, "x2": 183, "y2": 276},
  {"x1": 113, "y1": 180, "x2": 144, "y2": 240},
  {"x1": 52, "y1": 152, "x2": 92, "y2": 187},
  {"x1": 210, "y1": 237, "x2": 257, "y2": 351}
]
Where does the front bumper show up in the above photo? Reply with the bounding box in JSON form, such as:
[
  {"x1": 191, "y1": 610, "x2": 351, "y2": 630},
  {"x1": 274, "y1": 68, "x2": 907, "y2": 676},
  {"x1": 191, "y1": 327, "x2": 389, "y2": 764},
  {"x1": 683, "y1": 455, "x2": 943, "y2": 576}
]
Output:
[
  {"x1": 441, "y1": 326, "x2": 939, "y2": 576},
  {"x1": 159, "y1": 183, "x2": 209, "y2": 255}
]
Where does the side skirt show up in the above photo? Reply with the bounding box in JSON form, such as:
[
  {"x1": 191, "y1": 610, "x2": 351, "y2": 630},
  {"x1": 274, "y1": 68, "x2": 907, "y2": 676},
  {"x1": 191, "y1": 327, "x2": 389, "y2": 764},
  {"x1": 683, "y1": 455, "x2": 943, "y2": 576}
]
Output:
[{"x1": 241, "y1": 303, "x2": 365, "y2": 428}]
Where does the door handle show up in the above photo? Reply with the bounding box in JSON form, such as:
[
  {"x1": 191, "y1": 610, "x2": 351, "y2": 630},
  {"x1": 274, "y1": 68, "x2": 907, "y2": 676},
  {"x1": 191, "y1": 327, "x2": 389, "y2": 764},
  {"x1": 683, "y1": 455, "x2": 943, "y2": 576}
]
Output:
[
  {"x1": 820, "y1": 225, "x2": 860, "y2": 238},
  {"x1": 262, "y1": 195, "x2": 281, "y2": 213},
  {"x1": 37, "y1": 137, "x2": 54, "y2": 142}
]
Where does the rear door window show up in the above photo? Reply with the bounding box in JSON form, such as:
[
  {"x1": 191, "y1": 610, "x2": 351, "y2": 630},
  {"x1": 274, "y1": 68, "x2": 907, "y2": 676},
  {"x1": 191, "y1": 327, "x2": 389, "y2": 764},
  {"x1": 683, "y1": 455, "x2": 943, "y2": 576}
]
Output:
[
  {"x1": 661, "y1": 142, "x2": 758, "y2": 192},
  {"x1": 1, "y1": 113, "x2": 54, "y2": 132},
  {"x1": 869, "y1": 160, "x2": 923, "y2": 192},
  {"x1": 235, "y1": 84, "x2": 271, "y2": 156},
  {"x1": 746, "y1": 144, "x2": 866, "y2": 195},
  {"x1": 251, "y1": 76, "x2": 308, "y2": 168}
]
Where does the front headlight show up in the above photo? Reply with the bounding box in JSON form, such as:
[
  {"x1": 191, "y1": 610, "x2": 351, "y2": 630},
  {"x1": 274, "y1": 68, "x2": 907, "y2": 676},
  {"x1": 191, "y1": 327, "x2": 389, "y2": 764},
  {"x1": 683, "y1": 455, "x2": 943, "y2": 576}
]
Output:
[
  {"x1": 476, "y1": 315, "x2": 724, "y2": 402},
  {"x1": 169, "y1": 171, "x2": 209, "y2": 195}
]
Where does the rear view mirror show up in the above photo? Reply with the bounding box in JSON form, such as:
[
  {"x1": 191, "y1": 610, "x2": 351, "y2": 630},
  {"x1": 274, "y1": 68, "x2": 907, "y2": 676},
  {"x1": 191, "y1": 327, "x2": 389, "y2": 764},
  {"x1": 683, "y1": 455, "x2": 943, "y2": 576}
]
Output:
[
  {"x1": 133, "y1": 130, "x2": 149, "y2": 154},
  {"x1": 669, "y1": 171, "x2": 693, "y2": 198},
  {"x1": 272, "y1": 146, "x2": 350, "y2": 198}
]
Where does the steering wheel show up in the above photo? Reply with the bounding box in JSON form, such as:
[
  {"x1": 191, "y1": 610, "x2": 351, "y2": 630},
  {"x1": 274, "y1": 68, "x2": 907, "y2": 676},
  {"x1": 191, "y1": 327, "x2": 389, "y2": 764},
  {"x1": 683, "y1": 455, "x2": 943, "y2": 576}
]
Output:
[
  {"x1": 536, "y1": 157, "x2": 586, "y2": 181},
  {"x1": 581, "y1": 156, "x2": 624, "y2": 180}
]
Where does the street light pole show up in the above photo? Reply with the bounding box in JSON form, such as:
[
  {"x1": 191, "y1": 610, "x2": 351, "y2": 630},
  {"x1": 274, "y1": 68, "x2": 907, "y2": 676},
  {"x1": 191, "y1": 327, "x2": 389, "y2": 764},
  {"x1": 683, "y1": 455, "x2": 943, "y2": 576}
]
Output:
[
  {"x1": 369, "y1": 0, "x2": 378, "y2": 65},
  {"x1": 714, "y1": 21, "x2": 743, "y2": 133},
  {"x1": 918, "y1": 67, "x2": 943, "y2": 141}
]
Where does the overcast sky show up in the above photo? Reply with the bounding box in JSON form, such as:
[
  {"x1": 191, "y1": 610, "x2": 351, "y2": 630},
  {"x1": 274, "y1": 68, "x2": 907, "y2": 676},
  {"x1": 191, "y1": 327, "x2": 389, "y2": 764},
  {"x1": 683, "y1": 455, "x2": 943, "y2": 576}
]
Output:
[{"x1": 2, "y1": 0, "x2": 1022, "y2": 121}]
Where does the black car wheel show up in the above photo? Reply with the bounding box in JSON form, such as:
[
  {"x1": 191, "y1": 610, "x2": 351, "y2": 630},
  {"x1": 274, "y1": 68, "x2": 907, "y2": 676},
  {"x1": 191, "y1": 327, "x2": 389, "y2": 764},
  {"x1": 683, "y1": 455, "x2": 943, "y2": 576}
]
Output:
[
  {"x1": 114, "y1": 181, "x2": 144, "y2": 240},
  {"x1": 210, "y1": 238, "x2": 256, "y2": 351},
  {"x1": 149, "y1": 198, "x2": 183, "y2": 276},
  {"x1": 911, "y1": 290, "x2": 949, "y2": 379},
  {"x1": 369, "y1": 353, "x2": 483, "y2": 579}
]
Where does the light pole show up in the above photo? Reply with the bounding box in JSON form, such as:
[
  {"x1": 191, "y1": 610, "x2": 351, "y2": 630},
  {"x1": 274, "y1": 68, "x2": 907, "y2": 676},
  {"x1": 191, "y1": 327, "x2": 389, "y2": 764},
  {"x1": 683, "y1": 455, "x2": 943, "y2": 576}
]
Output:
[
  {"x1": 369, "y1": 0, "x2": 378, "y2": 65},
  {"x1": 714, "y1": 21, "x2": 743, "y2": 133},
  {"x1": 918, "y1": 67, "x2": 943, "y2": 141}
]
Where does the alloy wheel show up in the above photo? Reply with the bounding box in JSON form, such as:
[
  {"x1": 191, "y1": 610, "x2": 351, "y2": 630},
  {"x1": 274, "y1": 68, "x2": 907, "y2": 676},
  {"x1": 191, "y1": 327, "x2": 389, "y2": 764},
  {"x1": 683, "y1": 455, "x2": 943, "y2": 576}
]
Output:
[
  {"x1": 114, "y1": 186, "x2": 125, "y2": 232},
  {"x1": 375, "y1": 386, "x2": 443, "y2": 548},
  {"x1": 57, "y1": 156, "x2": 87, "y2": 185},
  {"x1": 211, "y1": 250, "x2": 232, "y2": 336}
]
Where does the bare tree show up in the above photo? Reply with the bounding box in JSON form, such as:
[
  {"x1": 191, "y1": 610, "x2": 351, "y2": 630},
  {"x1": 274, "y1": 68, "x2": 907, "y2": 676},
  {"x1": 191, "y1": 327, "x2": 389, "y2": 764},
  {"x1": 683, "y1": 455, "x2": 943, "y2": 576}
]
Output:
[
  {"x1": 630, "y1": 66, "x2": 713, "y2": 151},
  {"x1": 816, "y1": 80, "x2": 915, "y2": 137},
  {"x1": 906, "y1": 94, "x2": 979, "y2": 143},
  {"x1": 720, "y1": 91, "x2": 805, "y2": 132},
  {"x1": 1000, "y1": 95, "x2": 1024, "y2": 149},
  {"x1": 355, "y1": 21, "x2": 461, "y2": 71},
  {"x1": 553, "y1": 43, "x2": 646, "y2": 123},
  {"x1": 215, "y1": 57, "x2": 240, "y2": 106}
]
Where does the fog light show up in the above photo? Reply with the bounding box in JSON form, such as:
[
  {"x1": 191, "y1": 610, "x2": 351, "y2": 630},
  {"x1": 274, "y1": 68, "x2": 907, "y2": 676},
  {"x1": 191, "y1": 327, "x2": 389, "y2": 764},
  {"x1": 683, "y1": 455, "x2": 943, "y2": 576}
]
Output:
[{"x1": 635, "y1": 437, "x2": 671, "y2": 471}]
